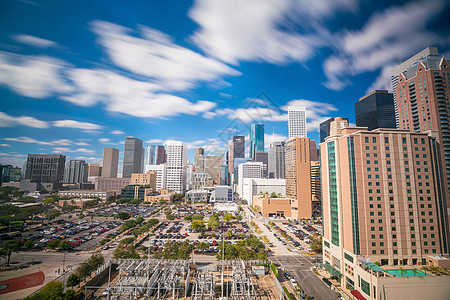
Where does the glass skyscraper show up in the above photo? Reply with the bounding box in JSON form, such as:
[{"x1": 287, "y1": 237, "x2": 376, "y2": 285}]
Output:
[
  {"x1": 250, "y1": 124, "x2": 264, "y2": 160},
  {"x1": 123, "y1": 136, "x2": 144, "y2": 178}
]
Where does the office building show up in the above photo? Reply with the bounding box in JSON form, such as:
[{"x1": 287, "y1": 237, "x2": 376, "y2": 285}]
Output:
[
  {"x1": 121, "y1": 185, "x2": 154, "y2": 201},
  {"x1": 210, "y1": 185, "x2": 233, "y2": 203},
  {"x1": 0, "y1": 164, "x2": 12, "y2": 185},
  {"x1": 355, "y1": 90, "x2": 396, "y2": 130},
  {"x1": 58, "y1": 190, "x2": 115, "y2": 202},
  {"x1": 88, "y1": 163, "x2": 102, "y2": 177},
  {"x1": 64, "y1": 160, "x2": 89, "y2": 184},
  {"x1": 254, "y1": 151, "x2": 268, "y2": 178},
  {"x1": 10, "y1": 167, "x2": 21, "y2": 182},
  {"x1": 321, "y1": 127, "x2": 449, "y2": 300},
  {"x1": 233, "y1": 158, "x2": 253, "y2": 181},
  {"x1": 237, "y1": 161, "x2": 263, "y2": 200},
  {"x1": 145, "y1": 164, "x2": 166, "y2": 190},
  {"x1": 310, "y1": 140, "x2": 320, "y2": 161},
  {"x1": 241, "y1": 178, "x2": 285, "y2": 206},
  {"x1": 102, "y1": 148, "x2": 119, "y2": 178},
  {"x1": 219, "y1": 165, "x2": 229, "y2": 185},
  {"x1": 204, "y1": 155, "x2": 224, "y2": 186},
  {"x1": 228, "y1": 136, "x2": 245, "y2": 175},
  {"x1": 285, "y1": 137, "x2": 312, "y2": 219},
  {"x1": 93, "y1": 177, "x2": 130, "y2": 193},
  {"x1": 186, "y1": 163, "x2": 194, "y2": 190},
  {"x1": 194, "y1": 147, "x2": 205, "y2": 172},
  {"x1": 25, "y1": 154, "x2": 66, "y2": 183},
  {"x1": 192, "y1": 172, "x2": 210, "y2": 190},
  {"x1": 166, "y1": 140, "x2": 188, "y2": 193},
  {"x1": 253, "y1": 194, "x2": 294, "y2": 218},
  {"x1": 144, "y1": 145, "x2": 156, "y2": 165},
  {"x1": 130, "y1": 171, "x2": 157, "y2": 192},
  {"x1": 288, "y1": 106, "x2": 307, "y2": 138},
  {"x1": 250, "y1": 124, "x2": 264, "y2": 159},
  {"x1": 391, "y1": 47, "x2": 450, "y2": 214},
  {"x1": 185, "y1": 190, "x2": 210, "y2": 203},
  {"x1": 310, "y1": 161, "x2": 321, "y2": 213},
  {"x1": 268, "y1": 142, "x2": 285, "y2": 179},
  {"x1": 320, "y1": 117, "x2": 349, "y2": 143},
  {"x1": 156, "y1": 145, "x2": 167, "y2": 165},
  {"x1": 123, "y1": 137, "x2": 144, "y2": 178}
]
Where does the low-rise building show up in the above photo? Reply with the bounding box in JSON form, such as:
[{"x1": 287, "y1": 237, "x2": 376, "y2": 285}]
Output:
[
  {"x1": 253, "y1": 194, "x2": 294, "y2": 218},
  {"x1": 186, "y1": 190, "x2": 210, "y2": 203},
  {"x1": 58, "y1": 198, "x2": 99, "y2": 208},
  {"x1": 145, "y1": 189, "x2": 175, "y2": 203},
  {"x1": 241, "y1": 178, "x2": 285, "y2": 205},
  {"x1": 93, "y1": 177, "x2": 130, "y2": 193},
  {"x1": 58, "y1": 190, "x2": 115, "y2": 201},
  {"x1": 210, "y1": 185, "x2": 233, "y2": 203},
  {"x1": 130, "y1": 171, "x2": 157, "y2": 192}
]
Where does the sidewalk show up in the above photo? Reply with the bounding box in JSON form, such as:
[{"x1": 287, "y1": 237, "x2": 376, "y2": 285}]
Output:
[{"x1": 313, "y1": 265, "x2": 352, "y2": 300}]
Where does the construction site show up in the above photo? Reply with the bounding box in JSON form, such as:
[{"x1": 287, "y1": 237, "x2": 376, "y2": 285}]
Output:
[{"x1": 86, "y1": 259, "x2": 283, "y2": 300}]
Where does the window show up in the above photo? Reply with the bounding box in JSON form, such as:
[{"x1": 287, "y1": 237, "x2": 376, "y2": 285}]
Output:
[
  {"x1": 393, "y1": 242, "x2": 397, "y2": 246},
  {"x1": 372, "y1": 242, "x2": 376, "y2": 246},
  {"x1": 392, "y1": 226, "x2": 396, "y2": 231},
  {"x1": 385, "y1": 137, "x2": 389, "y2": 143},
  {"x1": 372, "y1": 250, "x2": 376, "y2": 254},
  {"x1": 365, "y1": 137, "x2": 369, "y2": 143},
  {"x1": 373, "y1": 137, "x2": 377, "y2": 143}
]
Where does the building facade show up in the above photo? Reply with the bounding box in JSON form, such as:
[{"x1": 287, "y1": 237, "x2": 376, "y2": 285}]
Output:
[
  {"x1": 237, "y1": 161, "x2": 263, "y2": 199},
  {"x1": 204, "y1": 155, "x2": 224, "y2": 186},
  {"x1": 64, "y1": 160, "x2": 89, "y2": 184},
  {"x1": 102, "y1": 147, "x2": 119, "y2": 178},
  {"x1": 194, "y1": 147, "x2": 205, "y2": 172},
  {"x1": 130, "y1": 171, "x2": 157, "y2": 192},
  {"x1": 228, "y1": 136, "x2": 245, "y2": 175},
  {"x1": 58, "y1": 190, "x2": 115, "y2": 201},
  {"x1": 320, "y1": 117, "x2": 349, "y2": 143},
  {"x1": 288, "y1": 106, "x2": 307, "y2": 138},
  {"x1": 268, "y1": 142, "x2": 285, "y2": 179},
  {"x1": 391, "y1": 47, "x2": 450, "y2": 222},
  {"x1": 88, "y1": 163, "x2": 102, "y2": 177},
  {"x1": 166, "y1": 140, "x2": 187, "y2": 193},
  {"x1": 241, "y1": 178, "x2": 286, "y2": 206},
  {"x1": 93, "y1": 177, "x2": 130, "y2": 193},
  {"x1": 156, "y1": 145, "x2": 167, "y2": 165},
  {"x1": 321, "y1": 127, "x2": 450, "y2": 300},
  {"x1": 123, "y1": 137, "x2": 144, "y2": 178},
  {"x1": 250, "y1": 124, "x2": 264, "y2": 159},
  {"x1": 285, "y1": 137, "x2": 312, "y2": 219},
  {"x1": 210, "y1": 185, "x2": 233, "y2": 203},
  {"x1": 355, "y1": 90, "x2": 396, "y2": 131},
  {"x1": 144, "y1": 145, "x2": 156, "y2": 165},
  {"x1": 25, "y1": 154, "x2": 66, "y2": 183},
  {"x1": 145, "y1": 164, "x2": 166, "y2": 190}
]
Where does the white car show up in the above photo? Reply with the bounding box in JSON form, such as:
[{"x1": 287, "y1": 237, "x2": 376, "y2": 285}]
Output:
[{"x1": 290, "y1": 279, "x2": 298, "y2": 287}]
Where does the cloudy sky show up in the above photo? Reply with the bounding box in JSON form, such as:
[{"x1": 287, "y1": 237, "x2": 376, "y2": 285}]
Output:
[{"x1": 0, "y1": 0, "x2": 449, "y2": 169}]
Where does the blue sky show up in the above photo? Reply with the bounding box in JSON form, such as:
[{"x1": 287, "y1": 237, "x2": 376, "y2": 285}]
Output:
[{"x1": 0, "y1": 0, "x2": 449, "y2": 171}]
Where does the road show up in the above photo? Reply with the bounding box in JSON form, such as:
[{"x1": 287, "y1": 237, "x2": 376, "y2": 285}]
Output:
[{"x1": 242, "y1": 205, "x2": 337, "y2": 300}]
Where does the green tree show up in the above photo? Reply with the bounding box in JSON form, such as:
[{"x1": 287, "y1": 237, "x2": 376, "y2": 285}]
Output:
[
  {"x1": 66, "y1": 274, "x2": 80, "y2": 288},
  {"x1": 192, "y1": 214, "x2": 204, "y2": 221},
  {"x1": 191, "y1": 220, "x2": 205, "y2": 230},
  {"x1": 224, "y1": 213, "x2": 234, "y2": 222},
  {"x1": 63, "y1": 289, "x2": 78, "y2": 300},
  {"x1": 184, "y1": 214, "x2": 193, "y2": 221},
  {"x1": 310, "y1": 235, "x2": 323, "y2": 253},
  {"x1": 196, "y1": 242, "x2": 210, "y2": 251},
  {"x1": 47, "y1": 239, "x2": 61, "y2": 250},
  {"x1": 117, "y1": 212, "x2": 131, "y2": 220},
  {"x1": 2, "y1": 240, "x2": 21, "y2": 266},
  {"x1": 24, "y1": 240, "x2": 34, "y2": 250},
  {"x1": 208, "y1": 213, "x2": 220, "y2": 230},
  {"x1": 45, "y1": 209, "x2": 60, "y2": 221},
  {"x1": 25, "y1": 281, "x2": 64, "y2": 300},
  {"x1": 59, "y1": 240, "x2": 70, "y2": 250}
]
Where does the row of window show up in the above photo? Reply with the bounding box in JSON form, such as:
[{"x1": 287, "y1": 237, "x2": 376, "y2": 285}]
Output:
[
  {"x1": 371, "y1": 233, "x2": 436, "y2": 239},
  {"x1": 372, "y1": 248, "x2": 437, "y2": 254},
  {"x1": 370, "y1": 226, "x2": 436, "y2": 231},
  {"x1": 364, "y1": 136, "x2": 427, "y2": 144}
]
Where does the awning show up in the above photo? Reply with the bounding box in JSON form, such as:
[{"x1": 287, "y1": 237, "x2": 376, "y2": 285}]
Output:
[{"x1": 351, "y1": 290, "x2": 367, "y2": 300}]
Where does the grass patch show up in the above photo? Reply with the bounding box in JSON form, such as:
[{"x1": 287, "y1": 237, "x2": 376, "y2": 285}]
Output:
[
  {"x1": 270, "y1": 262, "x2": 278, "y2": 277},
  {"x1": 282, "y1": 286, "x2": 294, "y2": 300}
]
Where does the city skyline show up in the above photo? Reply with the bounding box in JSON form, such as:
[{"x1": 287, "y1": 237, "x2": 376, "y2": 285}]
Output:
[{"x1": 1, "y1": 0, "x2": 449, "y2": 170}]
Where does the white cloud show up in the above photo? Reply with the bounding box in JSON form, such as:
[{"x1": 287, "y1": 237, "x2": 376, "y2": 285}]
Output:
[
  {"x1": 323, "y1": 0, "x2": 449, "y2": 90},
  {"x1": 12, "y1": 34, "x2": 57, "y2": 48},
  {"x1": 98, "y1": 138, "x2": 110, "y2": 144},
  {"x1": 4, "y1": 136, "x2": 85, "y2": 146},
  {"x1": 90, "y1": 20, "x2": 240, "y2": 90},
  {"x1": 264, "y1": 133, "x2": 288, "y2": 149},
  {"x1": 145, "y1": 139, "x2": 163, "y2": 144},
  {"x1": 74, "y1": 157, "x2": 102, "y2": 164},
  {"x1": 189, "y1": 0, "x2": 356, "y2": 65},
  {"x1": 0, "y1": 52, "x2": 73, "y2": 98},
  {"x1": 110, "y1": 130, "x2": 124, "y2": 134},
  {"x1": 0, "y1": 144, "x2": 11, "y2": 147},
  {"x1": 52, "y1": 119, "x2": 103, "y2": 130},
  {"x1": 366, "y1": 64, "x2": 396, "y2": 93},
  {"x1": 63, "y1": 68, "x2": 218, "y2": 119},
  {"x1": 0, "y1": 111, "x2": 49, "y2": 128},
  {"x1": 52, "y1": 147, "x2": 94, "y2": 154},
  {"x1": 0, "y1": 152, "x2": 27, "y2": 158}
]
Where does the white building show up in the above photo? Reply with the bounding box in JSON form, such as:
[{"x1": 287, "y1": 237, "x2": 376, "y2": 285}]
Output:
[
  {"x1": 192, "y1": 172, "x2": 210, "y2": 190},
  {"x1": 237, "y1": 161, "x2": 263, "y2": 198},
  {"x1": 145, "y1": 164, "x2": 166, "y2": 190},
  {"x1": 185, "y1": 189, "x2": 209, "y2": 202},
  {"x1": 241, "y1": 178, "x2": 285, "y2": 206},
  {"x1": 165, "y1": 141, "x2": 188, "y2": 193},
  {"x1": 210, "y1": 185, "x2": 233, "y2": 203},
  {"x1": 288, "y1": 106, "x2": 307, "y2": 138}
]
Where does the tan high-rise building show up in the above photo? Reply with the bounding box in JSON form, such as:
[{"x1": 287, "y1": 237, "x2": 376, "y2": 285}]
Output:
[
  {"x1": 194, "y1": 147, "x2": 204, "y2": 173},
  {"x1": 310, "y1": 160, "x2": 321, "y2": 204},
  {"x1": 88, "y1": 163, "x2": 102, "y2": 177},
  {"x1": 204, "y1": 155, "x2": 224, "y2": 186},
  {"x1": 102, "y1": 148, "x2": 119, "y2": 178},
  {"x1": 321, "y1": 127, "x2": 449, "y2": 299},
  {"x1": 130, "y1": 171, "x2": 157, "y2": 192},
  {"x1": 285, "y1": 137, "x2": 312, "y2": 219}
]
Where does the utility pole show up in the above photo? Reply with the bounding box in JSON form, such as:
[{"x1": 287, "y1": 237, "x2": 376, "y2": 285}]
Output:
[{"x1": 62, "y1": 253, "x2": 66, "y2": 290}]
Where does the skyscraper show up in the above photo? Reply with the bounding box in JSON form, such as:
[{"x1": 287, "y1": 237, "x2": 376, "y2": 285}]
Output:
[
  {"x1": 88, "y1": 163, "x2": 102, "y2": 177},
  {"x1": 219, "y1": 165, "x2": 229, "y2": 185},
  {"x1": 254, "y1": 151, "x2": 268, "y2": 178},
  {"x1": 250, "y1": 124, "x2": 264, "y2": 159},
  {"x1": 237, "y1": 161, "x2": 263, "y2": 198},
  {"x1": 319, "y1": 117, "x2": 349, "y2": 143},
  {"x1": 64, "y1": 160, "x2": 88, "y2": 184},
  {"x1": 144, "y1": 145, "x2": 156, "y2": 165},
  {"x1": 285, "y1": 137, "x2": 312, "y2": 219},
  {"x1": 228, "y1": 136, "x2": 245, "y2": 174},
  {"x1": 391, "y1": 47, "x2": 450, "y2": 209},
  {"x1": 194, "y1": 147, "x2": 205, "y2": 172},
  {"x1": 355, "y1": 90, "x2": 396, "y2": 130},
  {"x1": 204, "y1": 155, "x2": 224, "y2": 186},
  {"x1": 102, "y1": 148, "x2": 119, "y2": 178},
  {"x1": 320, "y1": 127, "x2": 449, "y2": 298},
  {"x1": 123, "y1": 137, "x2": 143, "y2": 178},
  {"x1": 25, "y1": 154, "x2": 66, "y2": 183},
  {"x1": 145, "y1": 164, "x2": 166, "y2": 190},
  {"x1": 156, "y1": 145, "x2": 167, "y2": 165},
  {"x1": 166, "y1": 140, "x2": 187, "y2": 193},
  {"x1": 288, "y1": 106, "x2": 307, "y2": 138},
  {"x1": 268, "y1": 141, "x2": 285, "y2": 179}
]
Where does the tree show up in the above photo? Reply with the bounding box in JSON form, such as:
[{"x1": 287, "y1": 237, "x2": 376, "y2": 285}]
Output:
[
  {"x1": 24, "y1": 240, "x2": 34, "y2": 250},
  {"x1": 25, "y1": 281, "x2": 64, "y2": 300},
  {"x1": 192, "y1": 214, "x2": 204, "y2": 221},
  {"x1": 47, "y1": 239, "x2": 61, "y2": 250},
  {"x1": 224, "y1": 213, "x2": 234, "y2": 222},
  {"x1": 310, "y1": 235, "x2": 323, "y2": 253},
  {"x1": 66, "y1": 274, "x2": 80, "y2": 288},
  {"x1": 63, "y1": 289, "x2": 78, "y2": 300},
  {"x1": 59, "y1": 240, "x2": 70, "y2": 250},
  {"x1": 45, "y1": 209, "x2": 60, "y2": 221},
  {"x1": 208, "y1": 214, "x2": 220, "y2": 230},
  {"x1": 398, "y1": 267, "x2": 406, "y2": 277},
  {"x1": 196, "y1": 242, "x2": 210, "y2": 251},
  {"x1": 184, "y1": 214, "x2": 193, "y2": 221},
  {"x1": 2, "y1": 240, "x2": 21, "y2": 266},
  {"x1": 117, "y1": 212, "x2": 131, "y2": 220},
  {"x1": 191, "y1": 220, "x2": 205, "y2": 230},
  {"x1": 420, "y1": 266, "x2": 428, "y2": 275}
]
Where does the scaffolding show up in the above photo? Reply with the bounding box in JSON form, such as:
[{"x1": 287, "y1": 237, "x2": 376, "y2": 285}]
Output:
[
  {"x1": 191, "y1": 272, "x2": 215, "y2": 300},
  {"x1": 230, "y1": 260, "x2": 256, "y2": 300}
]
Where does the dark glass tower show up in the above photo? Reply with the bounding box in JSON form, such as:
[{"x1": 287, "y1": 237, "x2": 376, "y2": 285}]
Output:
[
  {"x1": 355, "y1": 90, "x2": 396, "y2": 131},
  {"x1": 250, "y1": 124, "x2": 264, "y2": 159}
]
